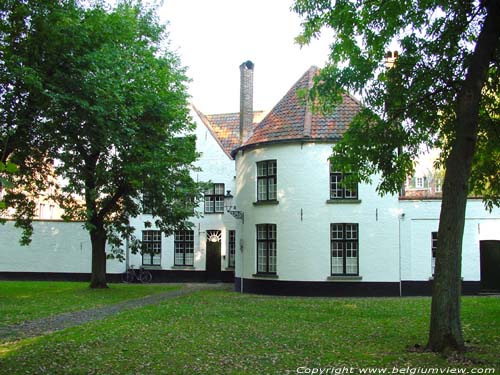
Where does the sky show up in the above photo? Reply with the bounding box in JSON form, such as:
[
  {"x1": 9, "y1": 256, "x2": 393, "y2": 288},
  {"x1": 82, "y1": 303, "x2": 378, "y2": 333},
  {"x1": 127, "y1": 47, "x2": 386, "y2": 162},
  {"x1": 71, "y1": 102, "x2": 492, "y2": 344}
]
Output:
[{"x1": 158, "y1": 0, "x2": 333, "y2": 115}]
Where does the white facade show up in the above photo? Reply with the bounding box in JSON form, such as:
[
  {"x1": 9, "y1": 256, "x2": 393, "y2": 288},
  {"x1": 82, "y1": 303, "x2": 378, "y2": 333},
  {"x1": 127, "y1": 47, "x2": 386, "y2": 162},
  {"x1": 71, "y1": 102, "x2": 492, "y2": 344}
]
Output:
[
  {"x1": 0, "y1": 221, "x2": 122, "y2": 274},
  {"x1": 127, "y1": 107, "x2": 238, "y2": 273},
  {"x1": 2, "y1": 64, "x2": 500, "y2": 296},
  {"x1": 0, "y1": 107, "x2": 239, "y2": 279},
  {"x1": 235, "y1": 142, "x2": 401, "y2": 283},
  {"x1": 399, "y1": 199, "x2": 500, "y2": 282}
]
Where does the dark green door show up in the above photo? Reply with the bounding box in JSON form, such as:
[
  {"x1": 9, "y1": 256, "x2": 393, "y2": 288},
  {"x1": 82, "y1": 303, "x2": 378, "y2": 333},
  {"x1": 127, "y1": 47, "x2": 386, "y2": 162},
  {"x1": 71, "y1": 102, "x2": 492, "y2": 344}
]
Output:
[
  {"x1": 206, "y1": 230, "x2": 221, "y2": 281},
  {"x1": 480, "y1": 240, "x2": 500, "y2": 292}
]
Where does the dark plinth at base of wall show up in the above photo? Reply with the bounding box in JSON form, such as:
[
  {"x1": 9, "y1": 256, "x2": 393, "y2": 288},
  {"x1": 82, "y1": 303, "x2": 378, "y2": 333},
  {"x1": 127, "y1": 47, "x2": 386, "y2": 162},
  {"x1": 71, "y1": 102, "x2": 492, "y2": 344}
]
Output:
[
  {"x1": 401, "y1": 280, "x2": 480, "y2": 296},
  {"x1": 234, "y1": 278, "x2": 482, "y2": 297},
  {"x1": 0, "y1": 270, "x2": 234, "y2": 284}
]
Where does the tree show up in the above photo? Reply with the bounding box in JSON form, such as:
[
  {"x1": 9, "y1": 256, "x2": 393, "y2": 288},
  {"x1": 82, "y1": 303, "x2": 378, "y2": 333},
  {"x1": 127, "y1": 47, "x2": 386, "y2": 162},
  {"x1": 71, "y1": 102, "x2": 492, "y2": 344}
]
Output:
[
  {"x1": 293, "y1": 0, "x2": 500, "y2": 355},
  {"x1": 1, "y1": 0, "x2": 202, "y2": 288},
  {"x1": 0, "y1": 0, "x2": 67, "y2": 242}
]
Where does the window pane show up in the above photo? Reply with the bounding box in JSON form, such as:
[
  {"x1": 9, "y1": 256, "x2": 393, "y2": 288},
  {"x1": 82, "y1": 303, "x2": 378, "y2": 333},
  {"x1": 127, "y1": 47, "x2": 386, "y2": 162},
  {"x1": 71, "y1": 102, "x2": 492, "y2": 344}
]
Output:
[
  {"x1": 268, "y1": 242, "x2": 276, "y2": 273},
  {"x1": 257, "y1": 242, "x2": 267, "y2": 272},
  {"x1": 257, "y1": 179, "x2": 267, "y2": 200},
  {"x1": 205, "y1": 197, "x2": 214, "y2": 213},
  {"x1": 214, "y1": 183, "x2": 224, "y2": 195},
  {"x1": 268, "y1": 161, "x2": 276, "y2": 176},
  {"x1": 215, "y1": 196, "x2": 224, "y2": 212},
  {"x1": 331, "y1": 224, "x2": 343, "y2": 240},
  {"x1": 268, "y1": 177, "x2": 277, "y2": 200},
  {"x1": 257, "y1": 225, "x2": 267, "y2": 239},
  {"x1": 257, "y1": 162, "x2": 267, "y2": 177},
  {"x1": 268, "y1": 224, "x2": 276, "y2": 239},
  {"x1": 345, "y1": 224, "x2": 358, "y2": 240}
]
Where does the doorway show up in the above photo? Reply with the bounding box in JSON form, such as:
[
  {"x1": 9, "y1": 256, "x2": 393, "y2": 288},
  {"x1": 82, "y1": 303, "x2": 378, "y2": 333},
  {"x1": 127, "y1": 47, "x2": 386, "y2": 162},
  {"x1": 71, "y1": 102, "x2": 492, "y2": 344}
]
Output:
[
  {"x1": 206, "y1": 230, "x2": 222, "y2": 281},
  {"x1": 480, "y1": 240, "x2": 500, "y2": 292}
]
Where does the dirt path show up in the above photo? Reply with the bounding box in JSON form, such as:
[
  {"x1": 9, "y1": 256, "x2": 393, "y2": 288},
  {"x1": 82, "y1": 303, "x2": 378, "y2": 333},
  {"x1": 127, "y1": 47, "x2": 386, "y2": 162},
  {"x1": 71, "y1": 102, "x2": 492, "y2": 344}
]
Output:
[{"x1": 0, "y1": 283, "x2": 230, "y2": 342}]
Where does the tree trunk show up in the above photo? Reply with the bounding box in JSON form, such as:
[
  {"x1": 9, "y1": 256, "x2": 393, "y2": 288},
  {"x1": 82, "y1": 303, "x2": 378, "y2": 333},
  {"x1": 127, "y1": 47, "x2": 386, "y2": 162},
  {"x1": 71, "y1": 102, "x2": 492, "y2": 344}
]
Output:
[
  {"x1": 89, "y1": 221, "x2": 108, "y2": 289},
  {"x1": 427, "y1": 1, "x2": 500, "y2": 354}
]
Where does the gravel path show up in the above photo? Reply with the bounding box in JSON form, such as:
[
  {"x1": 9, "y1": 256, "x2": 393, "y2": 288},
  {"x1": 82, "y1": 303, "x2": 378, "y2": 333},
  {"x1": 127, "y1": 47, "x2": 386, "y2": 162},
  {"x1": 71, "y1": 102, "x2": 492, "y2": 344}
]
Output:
[{"x1": 0, "y1": 283, "x2": 230, "y2": 342}]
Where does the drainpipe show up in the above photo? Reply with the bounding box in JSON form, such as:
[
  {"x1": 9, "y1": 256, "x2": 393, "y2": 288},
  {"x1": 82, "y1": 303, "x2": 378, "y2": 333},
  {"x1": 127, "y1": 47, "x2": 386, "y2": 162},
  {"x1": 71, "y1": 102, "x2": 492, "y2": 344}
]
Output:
[{"x1": 398, "y1": 212, "x2": 405, "y2": 297}]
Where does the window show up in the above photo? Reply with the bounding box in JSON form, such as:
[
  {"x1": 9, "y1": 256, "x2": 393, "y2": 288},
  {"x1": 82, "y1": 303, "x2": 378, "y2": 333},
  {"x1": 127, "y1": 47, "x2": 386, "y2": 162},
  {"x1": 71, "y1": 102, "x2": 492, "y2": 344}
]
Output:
[
  {"x1": 228, "y1": 230, "x2": 236, "y2": 268},
  {"x1": 142, "y1": 230, "x2": 161, "y2": 266},
  {"x1": 330, "y1": 168, "x2": 357, "y2": 199},
  {"x1": 142, "y1": 189, "x2": 154, "y2": 214},
  {"x1": 39, "y1": 203, "x2": 46, "y2": 218},
  {"x1": 174, "y1": 230, "x2": 194, "y2": 266},
  {"x1": 204, "y1": 183, "x2": 225, "y2": 213},
  {"x1": 256, "y1": 224, "x2": 277, "y2": 274},
  {"x1": 331, "y1": 223, "x2": 359, "y2": 275},
  {"x1": 416, "y1": 177, "x2": 424, "y2": 188},
  {"x1": 435, "y1": 178, "x2": 442, "y2": 193},
  {"x1": 257, "y1": 160, "x2": 277, "y2": 201},
  {"x1": 431, "y1": 231, "x2": 438, "y2": 275}
]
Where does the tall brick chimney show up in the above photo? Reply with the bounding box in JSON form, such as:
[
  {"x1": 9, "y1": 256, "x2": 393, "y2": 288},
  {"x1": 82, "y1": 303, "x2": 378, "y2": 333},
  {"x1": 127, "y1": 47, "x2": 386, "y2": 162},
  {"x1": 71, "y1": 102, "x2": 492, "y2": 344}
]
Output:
[{"x1": 239, "y1": 60, "x2": 254, "y2": 144}]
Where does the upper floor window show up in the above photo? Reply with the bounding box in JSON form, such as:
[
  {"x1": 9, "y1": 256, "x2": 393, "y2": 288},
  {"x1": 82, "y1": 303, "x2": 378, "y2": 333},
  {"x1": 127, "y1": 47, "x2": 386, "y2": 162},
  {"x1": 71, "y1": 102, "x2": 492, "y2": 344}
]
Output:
[
  {"x1": 431, "y1": 231, "x2": 438, "y2": 275},
  {"x1": 330, "y1": 167, "x2": 357, "y2": 199},
  {"x1": 331, "y1": 223, "x2": 359, "y2": 275},
  {"x1": 257, "y1": 160, "x2": 277, "y2": 201},
  {"x1": 228, "y1": 230, "x2": 236, "y2": 268},
  {"x1": 142, "y1": 230, "x2": 161, "y2": 266},
  {"x1": 142, "y1": 189, "x2": 154, "y2": 214},
  {"x1": 256, "y1": 224, "x2": 277, "y2": 274},
  {"x1": 204, "y1": 183, "x2": 224, "y2": 213}
]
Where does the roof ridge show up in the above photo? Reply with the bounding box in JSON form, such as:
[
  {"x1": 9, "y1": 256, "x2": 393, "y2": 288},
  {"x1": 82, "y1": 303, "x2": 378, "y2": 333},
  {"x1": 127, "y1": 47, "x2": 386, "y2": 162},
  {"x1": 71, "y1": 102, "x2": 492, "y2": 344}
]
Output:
[{"x1": 206, "y1": 110, "x2": 265, "y2": 118}]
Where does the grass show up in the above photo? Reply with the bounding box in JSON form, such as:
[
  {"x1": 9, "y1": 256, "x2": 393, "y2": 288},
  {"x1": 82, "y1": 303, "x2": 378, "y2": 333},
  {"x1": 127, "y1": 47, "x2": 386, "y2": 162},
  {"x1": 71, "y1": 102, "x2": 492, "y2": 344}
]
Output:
[
  {"x1": 0, "y1": 289, "x2": 498, "y2": 374},
  {"x1": 0, "y1": 281, "x2": 180, "y2": 326}
]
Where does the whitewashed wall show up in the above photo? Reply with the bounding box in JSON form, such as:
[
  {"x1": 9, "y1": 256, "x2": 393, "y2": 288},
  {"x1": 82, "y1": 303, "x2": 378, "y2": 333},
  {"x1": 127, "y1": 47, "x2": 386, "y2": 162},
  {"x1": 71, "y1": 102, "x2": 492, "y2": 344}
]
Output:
[
  {"x1": 399, "y1": 199, "x2": 500, "y2": 281},
  {"x1": 0, "y1": 221, "x2": 124, "y2": 274},
  {"x1": 128, "y1": 107, "x2": 238, "y2": 271},
  {"x1": 235, "y1": 142, "x2": 401, "y2": 282}
]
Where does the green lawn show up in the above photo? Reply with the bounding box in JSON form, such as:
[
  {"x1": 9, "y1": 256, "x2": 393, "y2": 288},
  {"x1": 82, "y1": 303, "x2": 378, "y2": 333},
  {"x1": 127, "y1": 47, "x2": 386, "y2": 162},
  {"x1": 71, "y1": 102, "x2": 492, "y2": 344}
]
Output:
[
  {"x1": 0, "y1": 281, "x2": 180, "y2": 326},
  {"x1": 0, "y1": 289, "x2": 498, "y2": 374}
]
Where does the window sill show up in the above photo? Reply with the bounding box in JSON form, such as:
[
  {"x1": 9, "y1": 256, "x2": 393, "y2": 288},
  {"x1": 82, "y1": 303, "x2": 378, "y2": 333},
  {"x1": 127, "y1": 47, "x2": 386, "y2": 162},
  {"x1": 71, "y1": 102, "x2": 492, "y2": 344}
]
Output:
[
  {"x1": 142, "y1": 265, "x2": 162, "y2": 270},
  {"x1": 253, "y1": 200, "x2": 279, "y2": 206},
  {"x1": 225, "y1": 267, "x2": 235, "y2": 271},
  {"x1": 252, "y1": 273, "x2": 279, "y2": 279},
  {"x1": 326, "y1": 199, "x2": 362, "y2": 204},
  {"x1": 203, "y1": 212, "x2": 224, "y2": 215},
  {"x1": 171, "y1": 266, "x2": 196, "y2": 270},
  {"x1": 327, "y1": 275, "x2": 362, "y2": 281}
]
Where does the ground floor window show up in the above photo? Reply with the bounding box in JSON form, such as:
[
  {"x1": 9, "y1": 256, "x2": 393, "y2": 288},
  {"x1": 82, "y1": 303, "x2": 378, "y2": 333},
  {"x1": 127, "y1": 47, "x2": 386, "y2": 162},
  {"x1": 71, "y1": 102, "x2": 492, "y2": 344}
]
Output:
[
  {"x1": 174, "y1": 230, "x2": 194, "y2": 266},
  {"x1": 228, "y1": 230, "x2": 236, "y2": 268},
  {"x1": 431, "y1": 231, "x2": 438, "y2": 275},
  {"x1": 331, "y1": 223, "x2": 359, "y2": 275},
  {"x1": 142, "y1": 230, "x2": 161, "y2": 266},
  {"x1": 256, "y1": 224, "x2": 277, "y2": 274}
]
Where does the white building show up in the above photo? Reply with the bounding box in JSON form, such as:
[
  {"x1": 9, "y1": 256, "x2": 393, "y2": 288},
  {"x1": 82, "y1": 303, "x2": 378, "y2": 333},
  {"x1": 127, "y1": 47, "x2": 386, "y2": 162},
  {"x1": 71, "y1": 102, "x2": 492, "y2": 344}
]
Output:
[{"x1": 1, "y1": 61, "x2": 499, "y2": 295}]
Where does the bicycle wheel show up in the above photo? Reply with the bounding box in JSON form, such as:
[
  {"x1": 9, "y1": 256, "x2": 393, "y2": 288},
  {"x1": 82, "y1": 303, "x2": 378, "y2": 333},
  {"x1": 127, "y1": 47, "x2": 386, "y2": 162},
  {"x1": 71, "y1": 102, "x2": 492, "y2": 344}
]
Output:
[
  {"x1": 139, "y1": 270, "x2": 152, "y2": 283},
  {"x1": 122, "y1": 270, "x2": 134, "y2": 283}
]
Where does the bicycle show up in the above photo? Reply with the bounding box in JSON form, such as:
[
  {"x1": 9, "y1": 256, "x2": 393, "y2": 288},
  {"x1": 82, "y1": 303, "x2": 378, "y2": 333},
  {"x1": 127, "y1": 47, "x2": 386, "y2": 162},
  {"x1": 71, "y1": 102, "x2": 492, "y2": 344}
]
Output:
[{"x1": 121, "y1": 265, "x2": 153, "y2": 283}]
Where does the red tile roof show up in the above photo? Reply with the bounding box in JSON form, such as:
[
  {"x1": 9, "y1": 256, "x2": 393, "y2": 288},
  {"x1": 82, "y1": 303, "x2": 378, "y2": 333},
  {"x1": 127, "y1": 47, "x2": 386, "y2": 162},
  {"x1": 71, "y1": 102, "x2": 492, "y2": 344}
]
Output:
[
  {"x1": 240, "y1": 66, "x2": 361, "y2": 151},
  {"x1": 193, "y1": 106, "x2": 265, "y2": 158},
  {"x1": 195, "y1": 66, "x2": 361, "y2": 159}
]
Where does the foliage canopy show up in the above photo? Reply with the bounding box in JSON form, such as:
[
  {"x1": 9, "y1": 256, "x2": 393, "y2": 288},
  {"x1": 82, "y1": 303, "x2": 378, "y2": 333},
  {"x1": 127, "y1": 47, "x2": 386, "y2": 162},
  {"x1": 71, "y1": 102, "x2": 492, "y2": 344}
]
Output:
[
  {"x1": 294, "y1": 0, "x2": 499, "y2": 206},
  {"x1": 0, "y1": 0, "x2": 202, "y2": 286}
]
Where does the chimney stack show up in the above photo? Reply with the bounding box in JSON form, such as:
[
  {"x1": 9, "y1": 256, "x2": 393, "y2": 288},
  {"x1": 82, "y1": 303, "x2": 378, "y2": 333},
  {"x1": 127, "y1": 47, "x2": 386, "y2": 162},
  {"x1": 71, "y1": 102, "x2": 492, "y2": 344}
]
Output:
[{"x1": 239, "y1": 60, "x2": 254, "y2": 143}]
